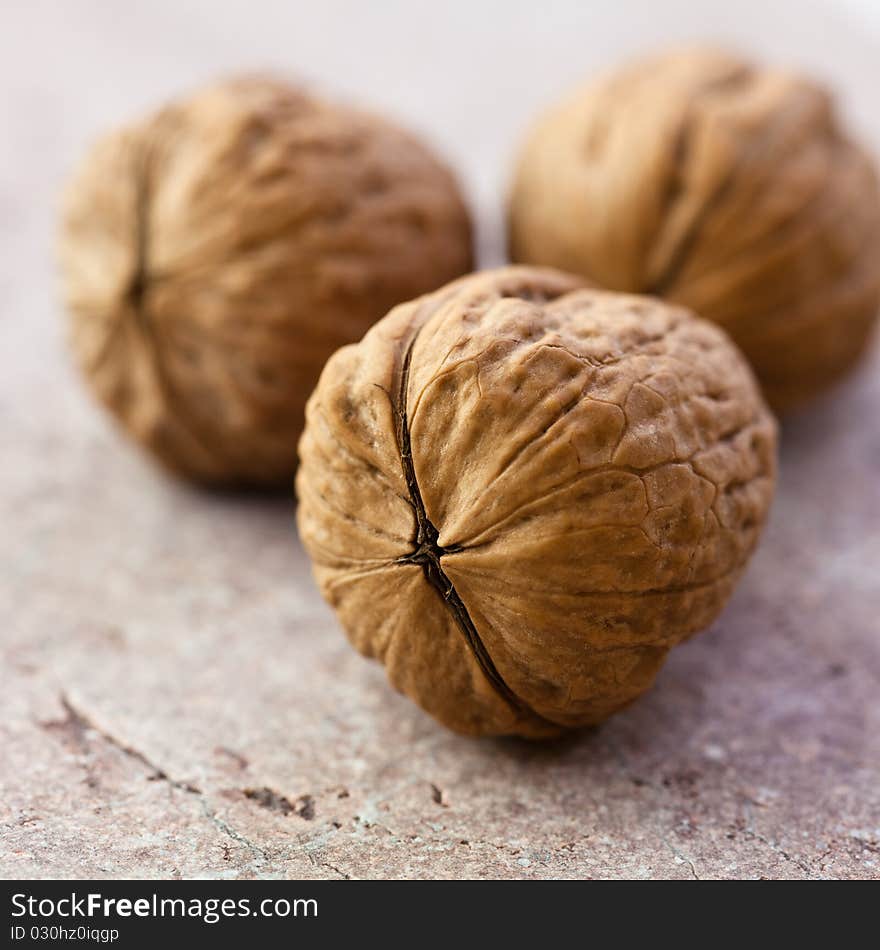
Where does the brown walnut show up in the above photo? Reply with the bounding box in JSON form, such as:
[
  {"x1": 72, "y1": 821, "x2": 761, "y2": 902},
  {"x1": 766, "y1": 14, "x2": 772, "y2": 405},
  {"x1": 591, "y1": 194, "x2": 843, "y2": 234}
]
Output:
[
  {"x1": 296, "y1": 266, "x2": 777, "y2": 737},
  {"x1": 508, "y1": 49, "x2": 880, "y2": 412},
  {"x1": 59, "y1": 77, "x2": 473, "y2": 485}
]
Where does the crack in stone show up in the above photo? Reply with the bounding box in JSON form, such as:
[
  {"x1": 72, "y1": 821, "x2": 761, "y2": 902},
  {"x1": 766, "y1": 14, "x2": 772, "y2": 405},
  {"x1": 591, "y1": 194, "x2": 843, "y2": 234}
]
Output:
[
  {"x1": 745, "y1": 828, "x2": 815, "y2": 878},
  {"x1": 38, "y1": 695, "x2": 389, "y2": 877},
  {"x1": 742, "y1": 802, "x2": 816, "y2": 879},
  {"x1": 308, "y1": 852, "x2": 352, "y2": 880},
  {"x1": 198, "y1": 799, "x2": 269, "y2": 866},
  {"x1": 40, "y1": 694, "x2": 282, "y2": 870},
  {"x1": 661, "y1": 835, "x2": 700, "y2": 880},
  {"x1": 42, "y1": 694, "x2": 201, "y2": 795}
]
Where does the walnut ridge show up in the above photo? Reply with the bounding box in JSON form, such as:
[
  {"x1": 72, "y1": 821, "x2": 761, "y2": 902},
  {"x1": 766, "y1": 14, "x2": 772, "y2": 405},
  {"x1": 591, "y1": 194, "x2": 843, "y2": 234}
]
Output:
[
  {"x1": 296, "y1": 267, "x2": 777, "y2": 737},
  {"x1": 508, "y1": 49, "x2": 880, "y2": 412},
  {"x1": 59, "y1": 77, "x2": 473, "y2": 484}
]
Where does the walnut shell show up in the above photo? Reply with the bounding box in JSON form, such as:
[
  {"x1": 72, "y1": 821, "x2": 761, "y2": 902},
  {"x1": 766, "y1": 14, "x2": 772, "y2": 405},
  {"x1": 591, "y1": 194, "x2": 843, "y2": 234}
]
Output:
[
  {"x1": 59, "y1": 77, "x2": 473, "y2": 484},
  {"x1": 508, "y1": 49, "x2": 880, "y2": 412},
  {"x1": 296, "y1": 266, "x2": 777, "y2": 737}
]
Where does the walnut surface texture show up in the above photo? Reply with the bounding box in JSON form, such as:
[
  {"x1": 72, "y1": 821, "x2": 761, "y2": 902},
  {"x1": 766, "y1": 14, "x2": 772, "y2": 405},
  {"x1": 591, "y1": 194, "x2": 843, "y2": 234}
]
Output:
[
  {"x1": 508, "y1": 49, "x2": 880, "y2": 412},
  {"x1": 59, "y1": 77, "x2": 473, "y2": 485},
  {"x1": 296, "y1": 266, "x2": 778, "y2": 738}
]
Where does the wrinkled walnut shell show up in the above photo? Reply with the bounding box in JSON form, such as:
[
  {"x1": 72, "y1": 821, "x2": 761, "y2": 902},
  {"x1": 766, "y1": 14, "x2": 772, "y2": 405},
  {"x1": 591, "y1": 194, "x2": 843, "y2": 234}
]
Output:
[
  {"x1": 296, "y1": 266, "x2": 777, "y2": 737},
  {"x1": 509, "y1": 49, "x2": 880, "y2": 412},
  {"x1": 59, "y1": 77, "x2": 473, "y2": 484}
]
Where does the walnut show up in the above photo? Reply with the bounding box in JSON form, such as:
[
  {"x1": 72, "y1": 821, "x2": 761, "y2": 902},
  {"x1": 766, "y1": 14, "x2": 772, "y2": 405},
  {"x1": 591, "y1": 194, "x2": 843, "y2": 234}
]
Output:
[
  {"x1": 508, "y1": 49, "x2": 880, "y2": 412},
  {"x1": 59, "y1": 77, "x2": 473, "y2": 484},
  {"x1": 296, "y1": 266, "x2": 777, "y2": 737}
]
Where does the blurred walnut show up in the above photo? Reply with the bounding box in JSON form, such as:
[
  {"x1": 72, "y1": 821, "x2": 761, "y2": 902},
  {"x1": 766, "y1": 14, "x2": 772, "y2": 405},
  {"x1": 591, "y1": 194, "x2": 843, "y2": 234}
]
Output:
[
  {"x1": 59, "y1": 77, "x2": 473, "y2": 484},
  {"x1": 296, "y1": 267, "x2": 777, "y2": 737},
  {"x1": 509, "y1": 49, "x2": 880, "y2": 411}
]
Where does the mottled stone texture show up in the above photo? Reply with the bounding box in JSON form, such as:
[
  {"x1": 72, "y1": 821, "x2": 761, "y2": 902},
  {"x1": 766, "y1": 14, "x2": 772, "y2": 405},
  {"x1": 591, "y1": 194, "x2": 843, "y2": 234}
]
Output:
[
  {"x1": 3, "y1": 323, "x2": 879, "y2": 878},
  {"x1": 2, "y1": 0, "x2": 879, "y2": 882}
]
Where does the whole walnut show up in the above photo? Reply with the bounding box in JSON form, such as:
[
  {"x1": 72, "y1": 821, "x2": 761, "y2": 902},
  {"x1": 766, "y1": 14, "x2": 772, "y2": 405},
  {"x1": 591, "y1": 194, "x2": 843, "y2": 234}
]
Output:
[
  {"x1": 59, "y1": 77, "x2": 473, "y2": 484},
  {"x1": 296, "y1": 267, "x2": 777, "y2": 737},
  {"x1": 508, "y1": 50, "x2": 880, "y2": 412}
]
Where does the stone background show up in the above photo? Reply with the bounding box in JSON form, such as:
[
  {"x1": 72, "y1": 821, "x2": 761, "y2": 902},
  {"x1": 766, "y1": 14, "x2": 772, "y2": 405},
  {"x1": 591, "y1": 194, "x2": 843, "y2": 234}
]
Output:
[{"x1": 2, "y1": 0, "x2": 879, "y2": 879}]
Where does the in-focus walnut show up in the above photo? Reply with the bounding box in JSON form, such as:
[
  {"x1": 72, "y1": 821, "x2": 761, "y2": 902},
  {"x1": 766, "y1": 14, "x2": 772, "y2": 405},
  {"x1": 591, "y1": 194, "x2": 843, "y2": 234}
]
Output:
[
  {"x1": 508, "y1": 49, "x2": 880, "y2": 412},
  {"x1": 59, "y1": 77, "x2": 473, "y2": 485},
  {"x1": 296, "y1": 266, "x2": 777, "y2": 738}
]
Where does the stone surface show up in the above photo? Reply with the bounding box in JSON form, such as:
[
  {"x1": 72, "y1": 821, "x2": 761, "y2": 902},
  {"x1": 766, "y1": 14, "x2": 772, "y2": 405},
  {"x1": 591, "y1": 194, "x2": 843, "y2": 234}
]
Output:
[{"x1": 1, "y1": 0, "x2": 879, "y2": 881}]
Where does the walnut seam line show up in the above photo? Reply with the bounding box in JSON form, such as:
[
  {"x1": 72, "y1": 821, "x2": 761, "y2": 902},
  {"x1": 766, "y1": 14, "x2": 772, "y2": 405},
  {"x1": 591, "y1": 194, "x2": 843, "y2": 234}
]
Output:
[
  {"x1": 125, "y1": 139, "x2": 240, "y2": 477},
  {"x1": 390, "y1": 327, "x2": 545, "y2": 724}
]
